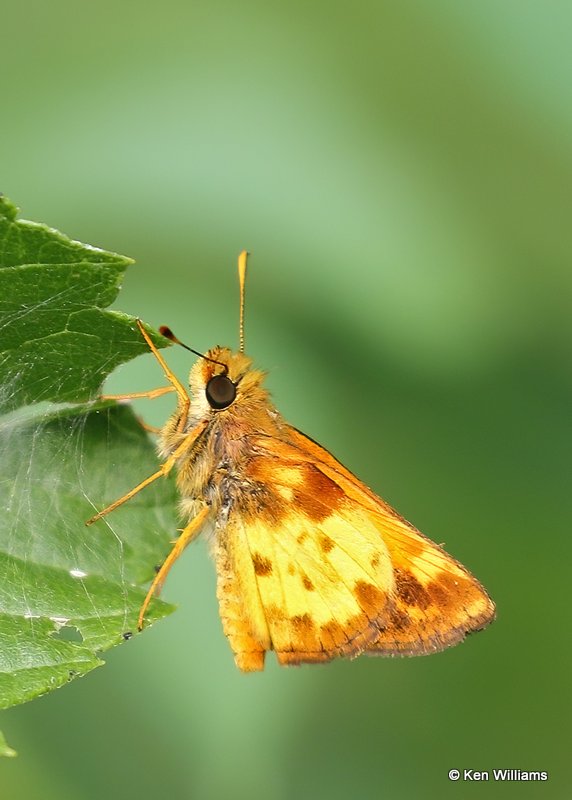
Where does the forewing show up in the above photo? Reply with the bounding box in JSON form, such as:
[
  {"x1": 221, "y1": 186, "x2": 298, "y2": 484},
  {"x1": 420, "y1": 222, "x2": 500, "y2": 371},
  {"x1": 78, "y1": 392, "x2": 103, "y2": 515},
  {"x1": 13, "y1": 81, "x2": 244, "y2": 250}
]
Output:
[{"x1": 251, "y1": 427, "x2": 495, "y2": 658}]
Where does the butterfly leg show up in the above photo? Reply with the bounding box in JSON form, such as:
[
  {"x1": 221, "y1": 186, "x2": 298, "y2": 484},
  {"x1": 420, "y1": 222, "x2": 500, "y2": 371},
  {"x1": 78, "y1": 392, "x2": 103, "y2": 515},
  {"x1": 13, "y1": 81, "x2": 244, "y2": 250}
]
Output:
[
  {"x1": 101, "y1": 385, "x2": 176, "y2": 402},
  {"x1": 137, "y1": 504, "x2": 211, "y2": 630},
  {"x1": 85, "y1": 419, "x2": 208, "y2": 525},
  {"x1": 101, "y1": 387, "x2": 174, "y2": 433}
]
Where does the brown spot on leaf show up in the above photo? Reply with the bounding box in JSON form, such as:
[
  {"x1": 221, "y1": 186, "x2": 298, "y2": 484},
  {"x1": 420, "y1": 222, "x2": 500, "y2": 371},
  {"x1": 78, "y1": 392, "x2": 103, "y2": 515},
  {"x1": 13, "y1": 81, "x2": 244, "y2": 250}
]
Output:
[
  {"x1": 252, "y1": 553, "x2": 273, "y2": 576},
  {"x1": 301, "y1": 575, "x2": 314, "y2": 591},
  {"x1": 320, "y1": 534, "x2": 334, "y2": 553},
  {"x1": 354, "y1": 581, "x2": 386, "y2": 618},
  {"x1": 395, "y1": 568, "x2": 431, "y2": 610}
]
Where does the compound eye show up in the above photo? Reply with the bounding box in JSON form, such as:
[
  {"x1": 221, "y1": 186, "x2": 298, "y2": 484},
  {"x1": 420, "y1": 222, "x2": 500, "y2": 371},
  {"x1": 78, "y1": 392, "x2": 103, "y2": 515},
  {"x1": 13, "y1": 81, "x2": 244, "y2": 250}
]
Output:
[{"x1": 205, "y1": 374, "x2": 236, "y2": 410}]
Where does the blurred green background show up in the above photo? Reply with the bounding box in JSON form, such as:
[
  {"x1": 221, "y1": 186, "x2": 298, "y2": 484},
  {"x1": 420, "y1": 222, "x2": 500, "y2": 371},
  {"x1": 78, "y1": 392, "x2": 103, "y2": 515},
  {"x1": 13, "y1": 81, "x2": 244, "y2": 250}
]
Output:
[{"x1": 2, "y1": 1, "x2": 570, "y2": 798}]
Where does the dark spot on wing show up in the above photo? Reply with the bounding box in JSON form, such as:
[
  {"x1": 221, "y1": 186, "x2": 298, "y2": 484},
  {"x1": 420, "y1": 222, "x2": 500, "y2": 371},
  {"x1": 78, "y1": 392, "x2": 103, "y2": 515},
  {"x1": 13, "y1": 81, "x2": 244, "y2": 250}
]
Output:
[
  {"x1": 292, "y1": 464, "x2": 345, "y2": 522},
  {"x1": 292, "y1": 613, "x2": 314, "y2": 632},
  {"x1": 252, "y1": 553, "x2": 273, "y2": 576},
  {"x1": 426, "y1": 572, "x2": 482, "y2": 612},
  {"x1": 354, "y1": 580, "x2": 386, "y2": 618},
  {"x1": 290, "y1": 613, "x2": 318, "y2": 651},
  {"x1": 395, "y1": 568, "x2": 431, "y2": 610},
  {"x1": 302, "y1": 575, "x2": 314, "y2": 591},
  {"x1": 320, "y1": 534, "x2": 334, "y2": 553},
  {"x1": 427, "y1": 581, "x2": 449, "y2": 607}
]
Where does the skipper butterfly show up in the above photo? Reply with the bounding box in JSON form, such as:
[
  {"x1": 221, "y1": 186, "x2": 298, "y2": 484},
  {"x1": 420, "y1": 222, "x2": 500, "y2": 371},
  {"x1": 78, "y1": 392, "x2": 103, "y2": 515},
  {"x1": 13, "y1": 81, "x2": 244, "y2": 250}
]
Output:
[{"x1": 88, "y1": 252, "x2": 495, "y2": 670}]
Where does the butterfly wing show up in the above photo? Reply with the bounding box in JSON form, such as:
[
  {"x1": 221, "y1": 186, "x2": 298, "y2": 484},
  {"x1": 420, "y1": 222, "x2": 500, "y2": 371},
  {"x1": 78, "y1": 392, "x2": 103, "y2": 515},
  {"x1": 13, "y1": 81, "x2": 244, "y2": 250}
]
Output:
[
  {"x1": 284, "y1": 427, "x2": 496, "y2": 656},
  {"x1": 216, "y1": 426, "x2": 494, "y2": 671},
  {"x1": 213, "y1": 526, "x2": 269, "y2": 672}
]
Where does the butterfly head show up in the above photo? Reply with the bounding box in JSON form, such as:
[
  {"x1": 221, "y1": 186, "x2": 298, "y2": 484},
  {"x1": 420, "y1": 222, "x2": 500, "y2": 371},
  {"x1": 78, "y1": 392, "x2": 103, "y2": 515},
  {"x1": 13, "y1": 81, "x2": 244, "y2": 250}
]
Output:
[
  {"x1": 165, "y1": 252, "x2": 269, "y2": 419},
  {"x1": 187, "y1": 346, "x2": 269, "y2": 417}
]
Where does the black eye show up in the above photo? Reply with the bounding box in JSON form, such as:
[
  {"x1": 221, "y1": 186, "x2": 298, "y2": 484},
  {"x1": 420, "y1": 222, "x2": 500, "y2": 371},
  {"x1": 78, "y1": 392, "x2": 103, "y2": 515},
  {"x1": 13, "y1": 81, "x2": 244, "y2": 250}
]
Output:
[{"x1": 205, "y1": 374, "x2": 236, "y2": 409}]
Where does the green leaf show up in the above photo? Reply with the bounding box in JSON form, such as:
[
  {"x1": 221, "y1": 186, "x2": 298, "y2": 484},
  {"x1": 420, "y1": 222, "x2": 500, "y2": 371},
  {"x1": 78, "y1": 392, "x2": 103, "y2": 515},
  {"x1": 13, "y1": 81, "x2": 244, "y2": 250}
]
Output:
[
  {"x1": 0, "y1": 195, "x2": 168, "y2": 413},
  {"x1": 0, "y1": 197, "x2": 179, "y2": 736},
  {"x1": 0, "y1": 403, "x2": 178, "y2": 712}
]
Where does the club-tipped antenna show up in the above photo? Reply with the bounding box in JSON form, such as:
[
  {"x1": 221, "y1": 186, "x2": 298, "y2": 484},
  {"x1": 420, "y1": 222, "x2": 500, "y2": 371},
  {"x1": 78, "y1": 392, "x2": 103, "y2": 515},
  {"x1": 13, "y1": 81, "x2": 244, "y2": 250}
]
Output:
[
  {"x1": 238, "y1": 250, "x2": 248, "y2": 353},
  {"x1": 159, "y1": 326, "x2": 228, "y2": 373}
]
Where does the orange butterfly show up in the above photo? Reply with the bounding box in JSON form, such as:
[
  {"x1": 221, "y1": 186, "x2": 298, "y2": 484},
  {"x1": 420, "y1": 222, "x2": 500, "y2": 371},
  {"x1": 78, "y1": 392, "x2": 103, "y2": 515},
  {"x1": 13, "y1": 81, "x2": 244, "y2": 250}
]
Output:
[{"x1": 88, "y1": 252, "x2": 495, "y2": 671}]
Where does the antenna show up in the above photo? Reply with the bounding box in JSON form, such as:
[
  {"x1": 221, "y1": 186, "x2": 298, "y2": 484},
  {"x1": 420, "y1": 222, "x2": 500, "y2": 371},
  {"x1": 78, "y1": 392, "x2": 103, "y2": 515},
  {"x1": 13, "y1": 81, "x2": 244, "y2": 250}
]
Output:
[
  {"x1": 237, "y1": 250, "x2": 248, "y2": 353},
  {"x1": 159, "y1": 326, "x2": 228, "y2": 373}
]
